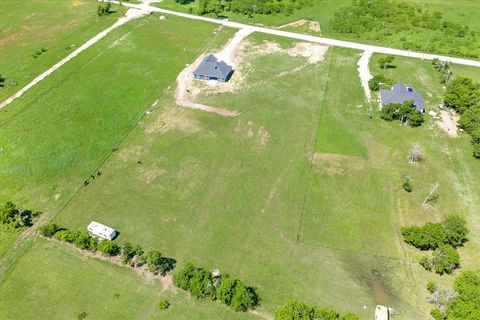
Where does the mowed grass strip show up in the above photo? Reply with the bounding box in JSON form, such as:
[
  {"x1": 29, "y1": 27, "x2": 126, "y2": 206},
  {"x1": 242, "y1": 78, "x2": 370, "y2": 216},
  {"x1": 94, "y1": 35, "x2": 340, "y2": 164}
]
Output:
[
  {"x1": 0, "y1": 237, "x2": 257, "y2": 320},
  {"x1": 0, "y1": 0, "x2": 125, "y2": 101}
]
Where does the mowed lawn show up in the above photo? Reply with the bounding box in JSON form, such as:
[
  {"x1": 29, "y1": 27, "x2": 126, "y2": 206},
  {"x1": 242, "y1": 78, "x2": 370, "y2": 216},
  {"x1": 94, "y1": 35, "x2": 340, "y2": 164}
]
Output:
[
  {"x1": 0, "y1": 0, "x2": 125, "y2": 101},
  {"x1": 0, "y1": 237, "x2": 256, "y2": 320}
]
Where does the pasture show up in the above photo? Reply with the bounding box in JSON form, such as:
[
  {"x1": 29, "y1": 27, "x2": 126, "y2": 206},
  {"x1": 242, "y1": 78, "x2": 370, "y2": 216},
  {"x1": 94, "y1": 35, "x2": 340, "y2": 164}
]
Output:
[
  {"x1": 1, "y1": 4, "x2": 480, "y2": 320},
  {"x1": 0, "y1": 0, "x2": 125, "y2": 101},
  {"x1": 0, "y1": 237, "x2": 255, "y2": 320}
]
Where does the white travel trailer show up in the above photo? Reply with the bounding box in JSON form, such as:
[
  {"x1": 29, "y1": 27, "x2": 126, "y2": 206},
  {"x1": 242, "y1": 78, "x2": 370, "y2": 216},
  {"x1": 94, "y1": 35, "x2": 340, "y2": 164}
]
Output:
[{"x1": 87, "y1": 221, "x2": 116, "y2": 240}]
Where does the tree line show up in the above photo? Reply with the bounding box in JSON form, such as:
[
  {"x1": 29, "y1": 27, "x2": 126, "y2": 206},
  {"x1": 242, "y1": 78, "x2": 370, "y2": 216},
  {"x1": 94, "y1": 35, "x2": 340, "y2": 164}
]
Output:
[
  {"x1": 275, "y1": 300, "x2": 360, "y2": 320},
  {"x1": 401, "y1": 215, "x2": 469, "y2": 274},
  {"x1": 443, "y1": 76, "x2": 480, "y2": 158},
  {"x1": 39, "y1": 222, "x2": 176, "y2": 275},
  {"x1": 173, "y1": 262, "x2": 259, "y2": 312},
  {"x1": 331, "y1": 0, "x2": 478, "y2": 58},
  {"x1": 178, "y1": 0, "x2": 312, "y2": 17}
]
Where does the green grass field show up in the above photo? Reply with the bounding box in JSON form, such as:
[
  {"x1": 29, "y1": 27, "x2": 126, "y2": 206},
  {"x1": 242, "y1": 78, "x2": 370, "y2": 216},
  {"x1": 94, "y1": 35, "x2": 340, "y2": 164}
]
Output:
[
  {"x1": 0, "y1": 237, "x2": 256, "y2": 319},
  {"x1": 0, "y1": 0, "x2": 126, "y2": 101},
  {"x1": 2, "y1": 4, "x2": 480, "y2": 320}
]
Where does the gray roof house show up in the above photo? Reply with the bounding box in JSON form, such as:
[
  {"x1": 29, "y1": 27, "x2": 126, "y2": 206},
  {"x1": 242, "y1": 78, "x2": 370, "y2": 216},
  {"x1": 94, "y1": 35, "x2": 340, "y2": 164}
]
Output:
[
  {"x1": 379, "y1": 84, "x2": 425, "y2": 112},
  {"x1": 193, "y1": 55, "x2": 233, "y2": 83}
]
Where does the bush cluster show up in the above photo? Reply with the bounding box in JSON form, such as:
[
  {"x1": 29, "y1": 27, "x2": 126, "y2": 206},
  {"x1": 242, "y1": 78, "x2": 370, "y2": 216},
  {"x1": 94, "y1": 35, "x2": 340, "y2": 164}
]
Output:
[
  {"x1": 443, "y1": 76, "x2": 480, "y2": 159},
  {"x1": 194, "y1": 0, "x2": 312, "y2": 17},
  {"x1": 0, "y1": 201, "x2": 37, "y2": 230},
  {"x1": 331, "y1": 0, "x2": 478, "y2": 58},
  {"x1": 274, "y1": 300, "x2": 360, "y2": 320},
  {"x1": 401, "y1": 216, "x2": 468, "y2": 274},
  {"x1": 97, "y1": 3, "x2": 113, "y2": 16},
  {"x1": 173, "y1": 263, "x2": 259, "y2": 312},
  {"x1": 39, "y1": 223, "x2": 175, "y2": 275},
  {"x1": 401, "y1": 216, "x2": 469, "y2": 250},
  {"x1": 380, "y1": 100, "x2": 424, "y2": 127}
]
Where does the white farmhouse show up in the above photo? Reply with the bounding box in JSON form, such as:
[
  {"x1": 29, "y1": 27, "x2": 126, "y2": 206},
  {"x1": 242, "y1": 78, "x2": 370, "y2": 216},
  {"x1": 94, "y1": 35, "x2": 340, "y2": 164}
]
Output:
[{"x1": 87, "y1": 221, "x2": 116, "y2": 240}]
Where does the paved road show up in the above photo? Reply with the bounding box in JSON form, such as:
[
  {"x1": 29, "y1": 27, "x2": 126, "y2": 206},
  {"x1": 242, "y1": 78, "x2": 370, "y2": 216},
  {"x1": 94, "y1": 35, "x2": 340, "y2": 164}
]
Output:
[{"x1": 114, "y1": 0, "x2": 480, "y2": 67}]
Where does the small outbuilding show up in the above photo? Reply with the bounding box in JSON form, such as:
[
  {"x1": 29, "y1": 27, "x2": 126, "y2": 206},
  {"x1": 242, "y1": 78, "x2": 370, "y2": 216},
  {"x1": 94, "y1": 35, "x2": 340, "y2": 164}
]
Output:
[
  {"x1": 87, "y1": 221, "x2": 116, "y2": 240},
  {"x1": 193, "y1": 54, "x2": 233, "y2": 83},
  {"x1": 374, "y1": 305, "x2": 390, "y2": 320},
  {"x1": 380, "y1": 84, "x2": 425, "y2": 112}
]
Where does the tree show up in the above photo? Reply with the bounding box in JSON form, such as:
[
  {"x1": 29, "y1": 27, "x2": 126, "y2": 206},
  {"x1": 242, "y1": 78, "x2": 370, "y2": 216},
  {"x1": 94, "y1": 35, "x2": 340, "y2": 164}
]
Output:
[
  {"x1": 121, "y1": 242, "x2": 134, "y2": 264},
  {"x1": 474, "y1": 143, "x2": 480, "y2": 159},
  {"x1": 445, "y1": 271, "x2": 480, "y2": 320},
  {"x1": 380, "y1": 103, "x2": 399, "y2": 121},
  {"x1": 274, "y1": 300, "x2": 318, "y2": 320},
  {"x1": 406, "y1": 108, "x2": 424, "y2": 126},
  {"x1": 368, "y1": 74, "x2": 391, "y2": 91},
  {"x1": 217, "y1": 275, "x2": 237, "y2": 305},
  {"x1": 0, "y1": 74, "x2": 5, "y2": 87},
  {"x1": 431, "y1": 245, "x2": 460, "y2": 275},
  {"x1": 39, "y1": 222, "x2": 60, "y2": 237},
  {"x1": 378, "y1": 55, "x2": 395, "y2": 69},
  {"x1": 230, "y1": 281, "x2": 259, "y2": 312},
  {"x1": 444, "y1": 77, "x2": 480, "y2": 113},
  {"x1": 97, "y1": 240, "x2": 120, "y2": 256},
  {"x1": 340, "y1": 313, "x2": 361, "y2": 320},
  {"x1": 74, "y1": 232, "x2": 96, "y2": 250},
  {"x1": 189, "y1": 268, "x2": 215, "y2": 299},
  {"x1": 173, "y1": 262, "x2": 196, "y2": 290},
  {"x1": 442, "y1": 216, "x2": 469, "y2": 248},
  {"x1": 144, "y1": 250, "x2": 176, "y2": 275}
]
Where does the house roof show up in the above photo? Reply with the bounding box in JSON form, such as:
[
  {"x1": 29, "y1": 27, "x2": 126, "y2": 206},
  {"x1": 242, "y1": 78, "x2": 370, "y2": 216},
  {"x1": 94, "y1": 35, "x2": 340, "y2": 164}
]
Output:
[
  {"x1": 380, "y1": 83, "x2": 425, "y2": 111},
  {"x1": 193, "y1": 54, "x2": 233, "y2": 79}
]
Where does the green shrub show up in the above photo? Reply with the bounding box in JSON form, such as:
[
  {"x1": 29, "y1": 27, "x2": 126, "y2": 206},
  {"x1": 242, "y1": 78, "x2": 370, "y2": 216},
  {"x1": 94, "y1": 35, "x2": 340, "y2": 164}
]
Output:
[
  {"x1": 39, "y1": 222, "x2": 60, "y2": 237},
  {"x1": 54, "y1": 230, "x2": 80, "y2": 243},
  {"x1": 97, "y1": 240, "x2": 120, "y2": 256},
  {"x1": 420, "y1": 256, "x2": 433, "y2": 271},
  {"x1": 431, "y1": 245, "x2": 460, "y2": 275},
  {"x1": 73, "y1": 232, "x2": 97, "y2": 250},
  {"x1": 274, "y1": 300, "x2": 358, "y2": 320},
  {"x1": 427, "y1": 281, "x2": 437, "y2": 294},
  {"x1": 402, "y1": 176, "x2": 412, "y2": 192},
  {"x1": 156, "y1": 299, "x2": 170, "y2": 310},
  {"x1": 77, "y1": 311, "x2": 87, "y2": 320},
  {"x1": 430, "y1": 308, "x2": 444, "y2": 320}
]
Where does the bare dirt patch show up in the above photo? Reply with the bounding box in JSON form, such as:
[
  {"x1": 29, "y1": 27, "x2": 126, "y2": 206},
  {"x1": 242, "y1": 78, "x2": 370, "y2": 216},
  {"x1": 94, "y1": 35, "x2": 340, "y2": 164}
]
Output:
[
  {"x1": 174, "y1": 54, "x2": 240, "y2": 117},
  {"x1": 312, "y1": 152, "x2": 366, "y2": 176},
  {"x1": 234, "y1": 120, "x2": 270, "y2": 148},
  {"x1": 144, "y1": 106, "x2": 201, "y2": 135},
  {"x1": 278, "y1": 19, "x2": 321, "y2": 34},
  {"x1": 436, "y1": 109, "x2": 459, "y2": 137}
]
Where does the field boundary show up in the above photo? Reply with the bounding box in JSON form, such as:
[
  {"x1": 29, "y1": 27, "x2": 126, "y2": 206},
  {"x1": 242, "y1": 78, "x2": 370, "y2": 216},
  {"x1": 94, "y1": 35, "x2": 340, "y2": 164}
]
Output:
[{"x1": 295, "y1": 47, "x2": 335, "y2": 243}]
